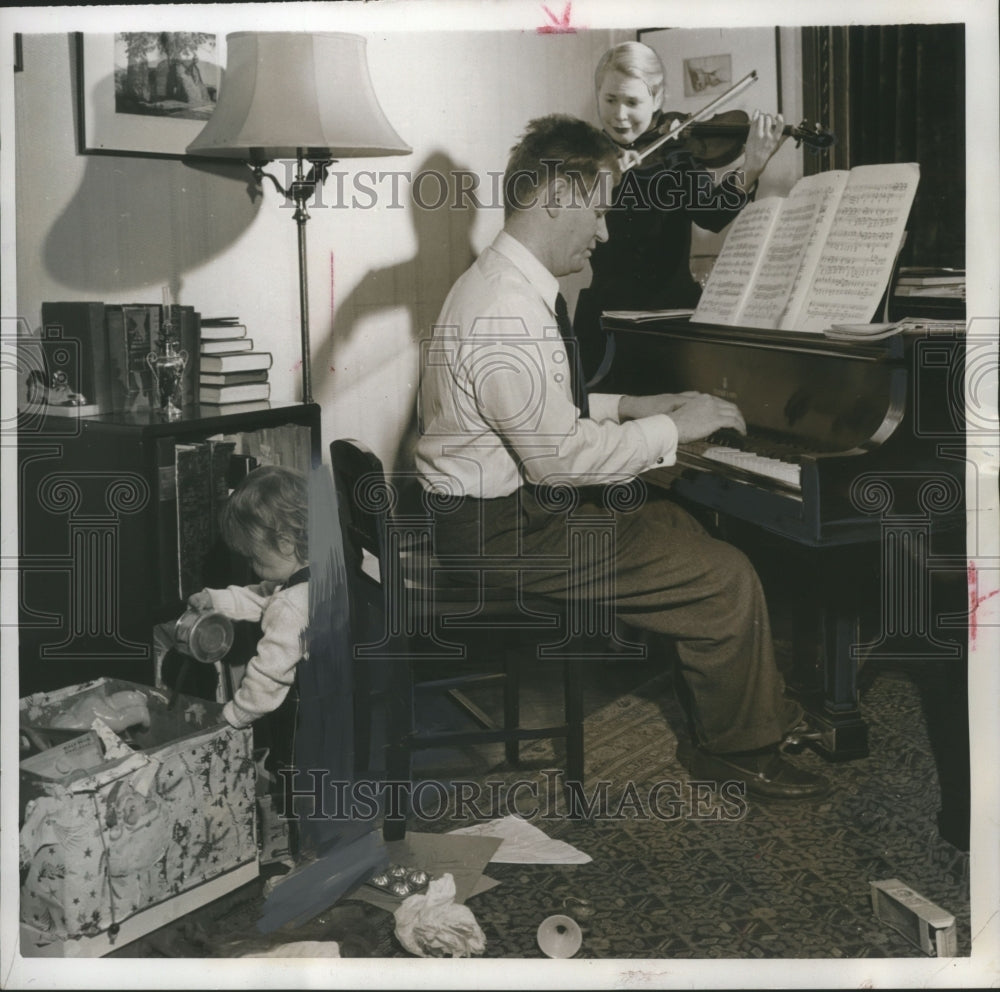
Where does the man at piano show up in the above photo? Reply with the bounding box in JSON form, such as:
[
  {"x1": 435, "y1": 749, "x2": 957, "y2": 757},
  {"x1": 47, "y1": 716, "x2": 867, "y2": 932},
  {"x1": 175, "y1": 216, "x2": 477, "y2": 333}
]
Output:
[{"x1": 414, "y1": 115, "x2": 828, "y2": 800}]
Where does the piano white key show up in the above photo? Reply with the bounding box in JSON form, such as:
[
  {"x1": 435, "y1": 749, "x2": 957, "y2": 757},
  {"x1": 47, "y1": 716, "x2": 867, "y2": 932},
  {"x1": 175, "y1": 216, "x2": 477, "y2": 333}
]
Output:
[{"x1": 702, "y1": 445, "x2": 802, "y2": 488}]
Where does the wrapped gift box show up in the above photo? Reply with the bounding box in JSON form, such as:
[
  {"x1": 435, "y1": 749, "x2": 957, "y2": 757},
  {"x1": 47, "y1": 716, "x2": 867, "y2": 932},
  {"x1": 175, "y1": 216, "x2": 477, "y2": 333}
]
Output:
[{"x1": 18, "y1": 678, "x2": 259, "y2": 956}]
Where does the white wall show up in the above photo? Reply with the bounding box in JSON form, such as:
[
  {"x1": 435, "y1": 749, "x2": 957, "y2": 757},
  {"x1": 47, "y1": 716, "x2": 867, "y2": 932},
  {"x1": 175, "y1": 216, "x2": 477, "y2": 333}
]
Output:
[
  {"x1": 13, "y1": 28, "x2": 620, "y2": 473},
  {"x1": 13, "y1": 22, "x2": 799, "y2": 475}
]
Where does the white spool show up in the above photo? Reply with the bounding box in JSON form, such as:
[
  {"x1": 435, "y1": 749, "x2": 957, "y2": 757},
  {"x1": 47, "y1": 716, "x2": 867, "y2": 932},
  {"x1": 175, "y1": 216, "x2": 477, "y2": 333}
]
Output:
[{"x1": 536, "y1": 914, "x2": 583, "y2": 958}]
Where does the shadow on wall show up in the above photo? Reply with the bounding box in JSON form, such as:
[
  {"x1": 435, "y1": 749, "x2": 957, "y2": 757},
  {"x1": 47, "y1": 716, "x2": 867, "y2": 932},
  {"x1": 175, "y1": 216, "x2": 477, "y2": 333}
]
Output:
[
  {"x1": 43, "y1": 155, "x2": 259, "y2": 302},
  {"x1": 321, "y1": 150, "x2": 478, "y2": 479}
]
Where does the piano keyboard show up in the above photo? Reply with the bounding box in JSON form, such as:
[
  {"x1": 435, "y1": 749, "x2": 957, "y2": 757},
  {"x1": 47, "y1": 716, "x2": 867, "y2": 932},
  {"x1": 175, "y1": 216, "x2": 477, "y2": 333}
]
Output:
[{"x1": 701, "y1": 445, "x2": 802, "y2": 489}]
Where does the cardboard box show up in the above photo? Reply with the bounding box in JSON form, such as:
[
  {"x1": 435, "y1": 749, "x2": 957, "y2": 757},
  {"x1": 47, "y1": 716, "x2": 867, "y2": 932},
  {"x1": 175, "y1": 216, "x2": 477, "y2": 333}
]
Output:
[{"x1": 19, "y1": 678, "x2": 258, "y2": 955}]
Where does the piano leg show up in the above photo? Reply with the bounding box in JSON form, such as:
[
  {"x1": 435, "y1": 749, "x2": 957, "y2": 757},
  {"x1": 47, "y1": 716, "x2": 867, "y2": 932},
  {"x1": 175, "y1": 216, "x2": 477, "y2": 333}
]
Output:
[
  {"x1": 791, "y1": 601, "x2": 871, "y2": 760},
  {"x1": 686, "y1": 511, "x2": 876, "y2": 761},
  {"x1": 784, "y1": 547, "x2": 874, "y2": 760}
]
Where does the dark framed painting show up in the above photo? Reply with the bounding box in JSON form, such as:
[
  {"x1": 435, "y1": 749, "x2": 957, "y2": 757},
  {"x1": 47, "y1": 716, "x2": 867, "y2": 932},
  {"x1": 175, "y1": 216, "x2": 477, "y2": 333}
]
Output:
[{"x1": 77, "y1": 31, "x2": 225, "y2": 157}]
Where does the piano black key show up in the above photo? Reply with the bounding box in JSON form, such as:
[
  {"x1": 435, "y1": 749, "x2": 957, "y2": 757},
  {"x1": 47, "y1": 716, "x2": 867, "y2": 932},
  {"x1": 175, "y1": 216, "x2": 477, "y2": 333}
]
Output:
[{"x1": 708, "y1": 428, "x2": 748, "y2": 450}]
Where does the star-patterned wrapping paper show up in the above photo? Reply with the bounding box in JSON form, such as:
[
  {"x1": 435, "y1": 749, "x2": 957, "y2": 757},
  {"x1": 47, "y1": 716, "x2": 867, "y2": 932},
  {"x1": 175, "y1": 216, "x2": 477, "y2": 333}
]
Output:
[{"x1": 19, "y1": 679, "x2": 257, "y2": 947}]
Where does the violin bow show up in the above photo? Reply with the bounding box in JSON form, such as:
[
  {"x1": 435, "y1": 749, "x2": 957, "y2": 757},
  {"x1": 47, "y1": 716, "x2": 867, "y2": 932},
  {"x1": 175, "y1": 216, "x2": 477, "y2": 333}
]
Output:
[{"x1": 636, "y1": 70, "x2": 760, "y2": 164}]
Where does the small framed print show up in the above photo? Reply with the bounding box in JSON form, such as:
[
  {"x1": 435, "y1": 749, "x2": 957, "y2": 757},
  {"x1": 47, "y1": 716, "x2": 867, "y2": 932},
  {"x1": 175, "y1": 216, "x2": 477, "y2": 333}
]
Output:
[
  {"x1": 77, "y1": 31, "x2": 225, "y2": 158},
  {"x1": 682, "y1": 53, "x2": 733, "y2": 98},
  {"x1": 639, "y1": 27, "x2": 780, "y2": 118}
]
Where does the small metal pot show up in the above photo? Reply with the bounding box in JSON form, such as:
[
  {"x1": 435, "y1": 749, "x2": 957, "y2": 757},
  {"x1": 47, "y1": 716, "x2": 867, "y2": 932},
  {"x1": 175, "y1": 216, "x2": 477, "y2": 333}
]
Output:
[{"x1": 174, "y1": 608, "x2": 234, "y2": 664}]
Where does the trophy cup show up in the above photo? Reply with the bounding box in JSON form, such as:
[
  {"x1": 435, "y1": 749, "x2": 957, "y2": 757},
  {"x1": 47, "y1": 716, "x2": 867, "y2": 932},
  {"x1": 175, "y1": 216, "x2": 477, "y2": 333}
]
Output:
[{"x1": 146, "y1": 338, "x2": 188, "y2": 420}]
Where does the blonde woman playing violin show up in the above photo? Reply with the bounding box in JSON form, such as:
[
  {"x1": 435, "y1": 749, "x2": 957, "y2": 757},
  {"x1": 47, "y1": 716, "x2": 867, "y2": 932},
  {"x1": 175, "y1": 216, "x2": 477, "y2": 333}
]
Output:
[{"x1": 573, "y1": 41, "x2": 786, "y2": 386}]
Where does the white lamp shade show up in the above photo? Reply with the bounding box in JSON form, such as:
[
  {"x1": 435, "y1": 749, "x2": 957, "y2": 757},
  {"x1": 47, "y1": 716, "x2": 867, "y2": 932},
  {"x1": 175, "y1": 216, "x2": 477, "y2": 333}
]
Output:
[{"x1": 186, "y1": 32, "x2": 411, "y2": 160}]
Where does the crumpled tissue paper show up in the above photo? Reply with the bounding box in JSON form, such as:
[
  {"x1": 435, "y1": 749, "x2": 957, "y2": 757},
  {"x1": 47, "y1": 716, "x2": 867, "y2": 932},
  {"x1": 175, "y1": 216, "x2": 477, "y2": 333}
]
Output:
[{"x1": 393, "y1": 873, "x2": 486, "y2": 958}]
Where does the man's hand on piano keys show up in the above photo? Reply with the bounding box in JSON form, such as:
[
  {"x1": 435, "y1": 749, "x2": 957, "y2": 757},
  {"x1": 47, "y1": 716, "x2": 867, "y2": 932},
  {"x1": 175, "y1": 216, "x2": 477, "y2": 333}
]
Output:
[
  {"x1": 618, "y1": 391, "x2": 746, "y2": 443},
  {"x1": 660, "y1": 392, "x2": 747, "y2": 444},
  {"x1": 618, "y1": 391, "x2": 701, "y2": 420}
]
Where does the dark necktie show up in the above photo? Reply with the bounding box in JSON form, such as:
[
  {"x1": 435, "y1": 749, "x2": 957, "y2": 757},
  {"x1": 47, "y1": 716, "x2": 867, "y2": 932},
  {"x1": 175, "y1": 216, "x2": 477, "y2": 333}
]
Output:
[{"x1": 554, "y1": 293, "x2": 590, "y2": 419}]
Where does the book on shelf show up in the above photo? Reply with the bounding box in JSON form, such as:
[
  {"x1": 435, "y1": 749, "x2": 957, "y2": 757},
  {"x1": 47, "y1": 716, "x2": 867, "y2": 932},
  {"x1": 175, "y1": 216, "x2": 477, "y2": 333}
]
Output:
[
  {"x1": 200, "y1": 316, "x2": 241, "y2": 326},
  {"x1": 894, "y1": 284, "x2": 965, "y2": 298},
  {"x1": 236, "y1": 423, "x2": 314, "y2": 472},
  {"x1": 225, "y1": 451, "x2": 260, "y2": 489},
  {"x1": 207, "y1": 438, "x2": 236, "y2": 548},
  {"x1": 200, "y1": 437, "x2": 239, "y2": 587},
  {"x1": 155, "y1": 437, "x2": 179, "y2": 602},
  {"x1": 201, "y1": 351, "x2": 274, "y2": 374},
  {"x1": 200, "y1": 369, "x2": 270, "y2": 387},
  {"x1": 200, "y1": 323, "x2": 248, "y2": 341},
  {"x1": 199, "y1": 382, "x2": 271, "y2": 405},
  {"x1": 895, "y1": 267, "x2": 965, "y2": 285},
  {"x1": 690, "y1": 163, "x2": 920, "y2": 334},
  {"x1": 106, "y1": 303, "x2": 158, "y2": 412},
  {"x1": 200, "y1": 400, "x2": 273, "y2": 418},
  {"x1": 200, "y1": 337, "x2": 254, "y2": 354},
  {"x1": 174, "y1": 442, "x2": 213, "y2": 600},
  {"x1": 38, "y1": 302, "x2": 113, "y2": 415},
  {"x1": 167, "y1": 304, "x2": 201, "y2": 409}
]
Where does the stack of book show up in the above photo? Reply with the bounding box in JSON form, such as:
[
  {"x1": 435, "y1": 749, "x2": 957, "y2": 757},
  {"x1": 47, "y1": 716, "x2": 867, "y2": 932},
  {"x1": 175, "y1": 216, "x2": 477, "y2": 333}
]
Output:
[
  {"x1": 198, "y1": 317, "x2": 273, "y2": 415},
  {"x1": 892, "y1": 267, "x2": 966, "y2": 320},
  {"x1": 894, "y1": 268, "x2": 966, "y2": 299}
]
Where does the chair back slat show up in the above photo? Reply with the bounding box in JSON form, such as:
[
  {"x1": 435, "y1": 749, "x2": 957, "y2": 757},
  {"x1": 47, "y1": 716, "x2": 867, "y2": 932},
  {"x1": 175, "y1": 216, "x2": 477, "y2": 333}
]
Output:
[{"x1": 330, "y1": 438, "x2": 390, "y2": 582}]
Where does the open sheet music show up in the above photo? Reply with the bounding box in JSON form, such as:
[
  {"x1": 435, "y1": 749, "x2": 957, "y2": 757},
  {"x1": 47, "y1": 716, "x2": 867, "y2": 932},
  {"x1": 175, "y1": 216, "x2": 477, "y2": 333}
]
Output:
[{"x1": 690, "y1": 163, "x2": 920, "y2": 333}]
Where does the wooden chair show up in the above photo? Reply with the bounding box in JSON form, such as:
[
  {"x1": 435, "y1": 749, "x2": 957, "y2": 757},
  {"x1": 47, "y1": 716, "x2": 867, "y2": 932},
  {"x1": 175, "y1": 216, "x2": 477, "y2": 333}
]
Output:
[{"x1": 330, "y1": 438, "x2": 636, "y2": 840}]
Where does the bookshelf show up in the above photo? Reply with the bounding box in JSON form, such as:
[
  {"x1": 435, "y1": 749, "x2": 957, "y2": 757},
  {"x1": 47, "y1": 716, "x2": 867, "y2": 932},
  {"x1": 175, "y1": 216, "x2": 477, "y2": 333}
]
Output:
[{"x1": 17, "y1": 402, "x2": 321, "y2": 697}]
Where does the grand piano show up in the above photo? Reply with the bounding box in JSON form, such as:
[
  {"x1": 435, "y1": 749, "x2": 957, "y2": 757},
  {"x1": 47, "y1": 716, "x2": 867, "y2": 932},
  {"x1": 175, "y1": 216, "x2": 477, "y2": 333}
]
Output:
[{"x1": 603, "y1": 315, "x2": 968, "y2": 760}]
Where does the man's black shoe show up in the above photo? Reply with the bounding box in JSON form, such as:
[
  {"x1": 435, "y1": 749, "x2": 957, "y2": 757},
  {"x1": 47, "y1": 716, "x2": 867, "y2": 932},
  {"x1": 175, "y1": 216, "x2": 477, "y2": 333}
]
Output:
[{"x1": 679, "y1": 742, "x2": 830, "y2": 800}]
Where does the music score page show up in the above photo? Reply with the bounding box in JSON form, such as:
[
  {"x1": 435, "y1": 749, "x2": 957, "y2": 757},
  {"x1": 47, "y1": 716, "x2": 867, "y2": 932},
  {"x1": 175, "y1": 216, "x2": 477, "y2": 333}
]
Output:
[{"x1": 691, "y1": 162, "x2": 920, "y2": 333}]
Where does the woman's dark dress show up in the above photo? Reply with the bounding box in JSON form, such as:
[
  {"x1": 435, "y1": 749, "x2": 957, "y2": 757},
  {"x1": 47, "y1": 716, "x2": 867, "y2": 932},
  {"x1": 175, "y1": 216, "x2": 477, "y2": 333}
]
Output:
[{"x1": 574, "y1": 112, "x2": 755, "y2": 387}]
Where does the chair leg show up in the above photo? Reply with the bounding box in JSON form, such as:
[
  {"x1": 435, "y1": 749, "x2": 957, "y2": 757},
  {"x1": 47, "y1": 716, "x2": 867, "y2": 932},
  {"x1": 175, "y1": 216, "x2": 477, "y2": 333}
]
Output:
[
  {"x1": 381, "y1": 658, "x2": 414, "y2": 841},
  {"x1": 353, "y1": 684, "x2": 373, "y2": 778},
  {"x1": 503, "y1": 653, "x2": 520, "y2": 766},
  {"x1": 382, "y1": 743, "x2": 409, "y2": 842}
]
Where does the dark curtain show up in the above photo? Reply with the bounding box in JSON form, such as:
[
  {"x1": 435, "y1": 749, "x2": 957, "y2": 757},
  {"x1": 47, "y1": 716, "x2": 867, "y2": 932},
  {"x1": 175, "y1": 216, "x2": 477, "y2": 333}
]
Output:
[{"x1": 802, "y1": 23, "x2": 965, "y2": 267}]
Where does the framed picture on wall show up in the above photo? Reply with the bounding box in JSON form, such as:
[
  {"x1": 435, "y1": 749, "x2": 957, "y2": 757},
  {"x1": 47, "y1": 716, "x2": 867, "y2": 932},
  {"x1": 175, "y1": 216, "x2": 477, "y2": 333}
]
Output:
[
  {"x1": 77, "y1": 32, "x2": 226, "y2": 157},
  {"x1": 638, "y1": 27, "x2": 780, "y2": 119}
]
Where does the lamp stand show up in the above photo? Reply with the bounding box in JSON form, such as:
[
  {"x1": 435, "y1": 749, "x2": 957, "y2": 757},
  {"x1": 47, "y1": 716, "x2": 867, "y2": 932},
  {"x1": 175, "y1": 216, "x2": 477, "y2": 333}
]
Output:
[{"x1": 251, "y1": 153, "x2": 332, "y2": 405}]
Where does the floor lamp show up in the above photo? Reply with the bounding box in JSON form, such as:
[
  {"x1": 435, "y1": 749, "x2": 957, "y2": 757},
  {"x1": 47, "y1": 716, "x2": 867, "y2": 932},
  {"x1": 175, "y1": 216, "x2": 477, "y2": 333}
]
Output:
[{"x1": 186, "y1": 32, "x2": 411, "y2": 404}]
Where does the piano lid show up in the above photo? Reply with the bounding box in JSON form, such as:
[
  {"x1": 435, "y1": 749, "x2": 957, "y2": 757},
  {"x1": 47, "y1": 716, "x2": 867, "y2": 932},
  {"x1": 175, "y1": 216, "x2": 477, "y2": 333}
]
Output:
[
  {"x1": 600, "y1": 318, "x2": 908, "y2": 455},
  {"x1": 606, "y1": 318, "x2": 964, "y2": 547}
]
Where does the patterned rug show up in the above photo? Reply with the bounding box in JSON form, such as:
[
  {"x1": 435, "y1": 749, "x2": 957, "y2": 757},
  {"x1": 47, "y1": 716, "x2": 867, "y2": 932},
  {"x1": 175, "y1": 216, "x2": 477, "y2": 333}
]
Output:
[
  {"x1": 107, "y1": 662, "x2": 971, "y2": 962},
  {"x1": 415, "y1": 666, "x2": 972, "y2": 959}
]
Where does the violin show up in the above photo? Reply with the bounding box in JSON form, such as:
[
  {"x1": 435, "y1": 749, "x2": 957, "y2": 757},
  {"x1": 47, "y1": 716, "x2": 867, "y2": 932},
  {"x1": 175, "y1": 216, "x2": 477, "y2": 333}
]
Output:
[
  {"x1": 627, "y1": 70, "x2": 835, "y2": 169},
  {"x1": 646, "y1": 109, "x2": 836, "y2": 168}
]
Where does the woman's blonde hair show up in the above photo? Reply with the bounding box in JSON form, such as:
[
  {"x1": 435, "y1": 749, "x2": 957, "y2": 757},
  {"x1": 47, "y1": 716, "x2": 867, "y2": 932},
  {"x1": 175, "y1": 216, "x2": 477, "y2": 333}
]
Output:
[{"x1": 594, "y1": 41, "x2": 666, "y2": 108}]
